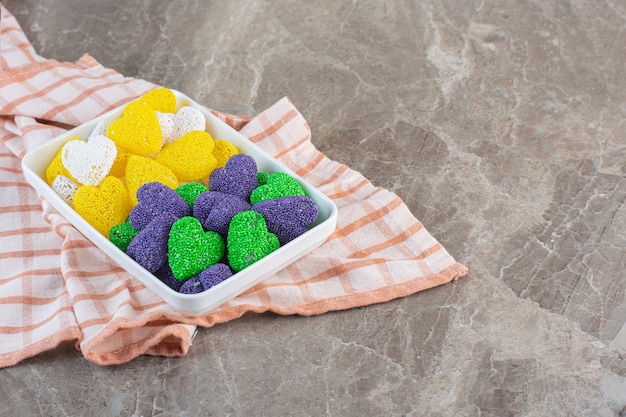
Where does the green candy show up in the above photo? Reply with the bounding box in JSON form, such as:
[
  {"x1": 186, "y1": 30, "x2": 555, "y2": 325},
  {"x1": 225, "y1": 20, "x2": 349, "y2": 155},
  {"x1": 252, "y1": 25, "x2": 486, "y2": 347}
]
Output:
[
  {"x1": 250, "y1": 172, "x2": 305, "y2": 205},
  {"x1": 257, "y1": 171, "x2": 270, "y2": 186},
  {"x1": 175, "y1": 182, "x2": 209, "y2": 209},
  {"x1": 109, "y1": 219, "x2": 138, "y2": 252},
  {"x1": 227, "y1": 210, "x2": 280, "y2": 272},
  {"x1": 168, "y1": 216, "x2": 225, "y2": 280}
]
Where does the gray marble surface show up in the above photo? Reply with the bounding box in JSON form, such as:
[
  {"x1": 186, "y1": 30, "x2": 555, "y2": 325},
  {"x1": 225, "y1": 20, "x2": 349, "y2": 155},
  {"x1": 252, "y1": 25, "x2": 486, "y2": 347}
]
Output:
[{"x1": 2, "y1": 0, "x2": 626, "y2": 415}]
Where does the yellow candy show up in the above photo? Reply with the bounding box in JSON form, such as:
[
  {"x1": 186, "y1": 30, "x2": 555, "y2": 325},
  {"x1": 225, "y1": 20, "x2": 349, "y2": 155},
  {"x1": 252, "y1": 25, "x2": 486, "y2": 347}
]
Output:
[
  {"x1": 126, "y1": 154, "x2": 179, "y2": 206},
  {"x1": 212, "y1": 140, "x2": 240, "y2": 168},
  {"x1": 73, "y1": 176, "x2": 131, "y2": 237},
  {"x1": 155, "y1": 130, "x2": 217, "y2": 182},
  {"x1": 107, "y1": 101, "x2": 162, "y2": 156},
  {"x1": 108, "y1": 145, "x2": 132, "y2": 178},
  {"x1": 136, "y1": 88, "x2": 177, "y2": 114},
  {"x1": 46, "y1": 138, "x2": 80, "y2": 186}
]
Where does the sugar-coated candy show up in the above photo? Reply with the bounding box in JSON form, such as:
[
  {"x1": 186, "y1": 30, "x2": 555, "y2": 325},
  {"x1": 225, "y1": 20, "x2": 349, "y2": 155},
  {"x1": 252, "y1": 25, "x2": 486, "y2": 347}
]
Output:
[
  {"x1": 178, "y1": 278, "x2": 205, "y2": 294},
  {"x1": 209, "y1": 154, "x2": 258, "y2": 201},
  {"x1": 153, "y1": 263, "x2": 183, "y2": 292},
  {"x1": 107, "y1": 100, "x2": 163, "y2": 155},
  {"x1": 252, "y1": 196, "x2": 319, "y2": 246},
  {"x1": 51, "y1": 175, "x2": 79, "y2": 205},
  {"x1": 127, "y1": 213, "x2": 178, "y2": 273},
  {"x1": 46, "y1": 138, "x2": 80, "y2": 186},
  {"x1": 61, "y1": 135, "x2": 117, "y2": 186},
  {"x1": 87, "y1": 119, "x2": 110, "y2": 141},
  {"x1": 156, "y1": 111, "x2": 176, "y2": 144},
  {"x1": 136, "y1": 88, "x2": 177, "y2": 114},
  {"x1": 108, "y1": 145, "x2": 132, "y2": 178},
  {"x1": 125, "y1": 154, "x2": 179, "y2": 206},
  {"x1": 73, "y1": 176, "x2": 131, "y2": 237},
  {"x1": 175, "y1": 182, "x2": 209, "y2": 209},
  {"x1": 179, "y1": 263, "x2": 233, "y2": 294},
  {"x1": 193, "y1": 191, "x2": 251, "y2": 237},
  {"x1": 227, "y1": 210, "x2": 280, "y2": 272},
  {"x1": 212, "y1": 140, "x2": 239, "y2": 168},
  {"x1": 173, "y1": 106, "x2": 206, "y2": 141},
  {"x1": 158, "y1": 106, "x2": 207, "y2": 145},
  {"x1": 257, "y1": 171, "x2": 270, "y2": 186},
  {"x1": 109, "y1": 219, "x2": 138, "y2": 252},
  {"x1": 155, "y1": 130, "x2": 216, "y2": 182},
  {"x1": 250, "y1": 172, "x2": 305, "y2": 205},
  {"x1": 129, "y1": 182, "x2": 191, "y2": 231},
  {"x1": 168, "y1": 216, "x2": 225, "y2": 280}
]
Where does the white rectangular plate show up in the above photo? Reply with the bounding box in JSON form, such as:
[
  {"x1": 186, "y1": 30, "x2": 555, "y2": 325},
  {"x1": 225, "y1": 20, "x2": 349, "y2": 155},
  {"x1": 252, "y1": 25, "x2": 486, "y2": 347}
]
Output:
[{"x1": 21, "y1": 90, "x2": 337, "y2": 316}]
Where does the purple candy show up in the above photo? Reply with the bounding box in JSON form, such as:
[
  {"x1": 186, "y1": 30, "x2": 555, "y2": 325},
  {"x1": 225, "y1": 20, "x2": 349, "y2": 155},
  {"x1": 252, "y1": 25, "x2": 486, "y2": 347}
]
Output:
[
  {"x1": 209, "y1": 154, "x2": 258, "y2": 201},
  {"x1": 153, "y1": 263, "x2": 183, "y2": 292},
  {"x1": 127, "y1": 212, "x2": 178, "y2": 273},
  {"x1": 129, "y1": 182, "x2": 191, "y2": 230},
  {"x1": 179, "y1": 263, "x2": 233, "y2": 294},
  {"x1": 252, "y1": 196, "x2": 319, "y2": 245},
  {"x1": 193, "y1": 191, "x2": 251, "y2": 236}
]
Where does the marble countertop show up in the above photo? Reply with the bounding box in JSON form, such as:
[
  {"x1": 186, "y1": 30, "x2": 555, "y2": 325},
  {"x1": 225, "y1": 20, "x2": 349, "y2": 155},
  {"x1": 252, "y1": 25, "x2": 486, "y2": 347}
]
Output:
[{"x1": 2, "y1": 0, "x2": 626, "y2": 415}]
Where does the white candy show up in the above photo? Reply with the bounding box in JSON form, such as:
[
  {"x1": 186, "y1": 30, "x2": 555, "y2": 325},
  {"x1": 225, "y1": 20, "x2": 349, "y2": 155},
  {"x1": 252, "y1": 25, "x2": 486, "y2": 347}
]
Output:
[
  {"x1": 87, "y1": 119, "x2": 110, "y2": 141},
  {"x1": 156, "y1": 107, "x2": 207, "y2": 146},
  {"x1": 157, "y1": 111, "x2": 177, "y2": 145},
  {"x1": 61, "y1": 135, "x2": 117, "y2": 186},
  {"x1": 52, "y1": 175, "x2": 79, "y2": 205},
  {"x1": 173, "y1": 107, "x2": 206, "y2": 142}
]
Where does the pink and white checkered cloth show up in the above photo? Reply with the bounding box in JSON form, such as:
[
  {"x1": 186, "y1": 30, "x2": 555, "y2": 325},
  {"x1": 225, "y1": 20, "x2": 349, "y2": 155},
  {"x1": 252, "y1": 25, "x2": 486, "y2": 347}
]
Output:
[{"x1": 0, "y1": 6, "x2": 467, "y2": 367}]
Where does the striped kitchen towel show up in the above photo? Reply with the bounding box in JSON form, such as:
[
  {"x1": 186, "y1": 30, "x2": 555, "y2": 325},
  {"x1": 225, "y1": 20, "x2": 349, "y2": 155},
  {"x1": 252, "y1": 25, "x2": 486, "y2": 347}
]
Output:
[{"x1": 0, "y1": 5, "x2": 467, "y2": 367}]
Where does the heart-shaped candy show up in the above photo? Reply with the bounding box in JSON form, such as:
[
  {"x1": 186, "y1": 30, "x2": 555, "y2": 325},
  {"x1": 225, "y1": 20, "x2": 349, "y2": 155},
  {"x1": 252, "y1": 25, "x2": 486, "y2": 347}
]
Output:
[
  {"x1": 156, "y1": 111, "x2": 176, "y2": 145},
  {"x1": 227, "y1": 210, "x2": 280, "y2": 272},
  {"x1": 73, "y1": 176, "x2": 131, "y2": 237},
  {"x1": 153, "y1": 263, "x2": 183, "y2": 292},
  {"x1": 172, "y1": 106, "x2": 206, "y2": 142},
  {"x1": 107, "y1": 101, "x2": 163, "y2": 155},
  {"x1": 193, "y1": 191, "x2": 251, "y2": 236},
  {"x1": 257, "y1": 171, "x2": 270, "y2": 186},
  {"x1": 125, "y1": 154, "x2": 179, "y2": 206},
  {"x1": 51, "y1": 175, "x2": 79, "y2": 205},
  {"x1": 168, "y1": 216, "x2": 225, "y2": 280},
  {"x1": 252, "y1": 196, "x2": 319, "y2": 245},
  {"x1": 175, "y1": 182, "x2": 210, "y2": 209},
  {"x1": 108, "y1": 145, "x2": 132, "y2": 178},
  {"x1": 46, "y1": 138, "x2": 80, "y2": 186},
  {"x1": 212, "y1": 140, "x2": 240, "y2": 168},
  {"x1": 209, "y1": 154, "x2": 258, "y2": 201},
  {"x1": 129, "y1": 182, "x2": 191, "y2": 231},
  {"x1": 179, "y1": 263, "x2": 233, "y2": 294},
  {"x1": 61, "y1": 135, "x2": 117, "y2": 186},
  {"x1": 87, "y1": 119, "x2": 110, "y2": 141},
  {"x1": 249, "y1": 172, "x2": 305, "y2": 205},
  {"x1": 127, "y1": 213, "x2": 178, "y2": 273},
  {"x1": 109, "y1": 219, "x2": 138, "y2": 252},
  {"x1": 157, "y1": 106, "x2": 206, "y2": 145},
  {"x1": 136, "y1": 88, "x2": 177, "y2": 114},
  {"x1": 155, "y1": 130, "x2": 216, "y2": 182}
]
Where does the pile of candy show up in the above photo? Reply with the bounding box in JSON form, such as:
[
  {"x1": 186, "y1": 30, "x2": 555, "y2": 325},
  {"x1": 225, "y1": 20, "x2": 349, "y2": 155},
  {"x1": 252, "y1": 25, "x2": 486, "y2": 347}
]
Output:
[{"x1": 46, "y1": 88, "x2": 319, "y2": 294}]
